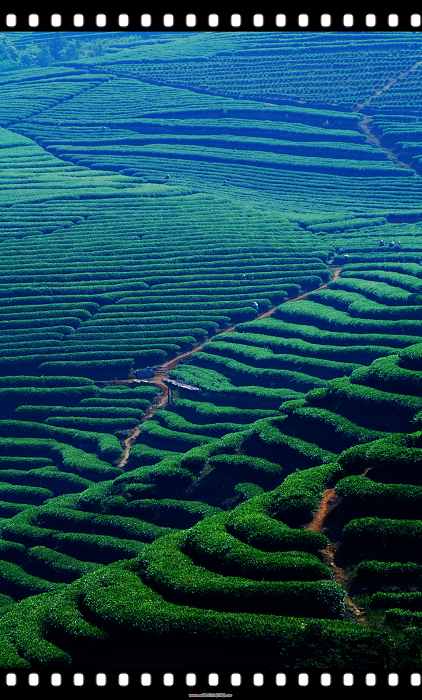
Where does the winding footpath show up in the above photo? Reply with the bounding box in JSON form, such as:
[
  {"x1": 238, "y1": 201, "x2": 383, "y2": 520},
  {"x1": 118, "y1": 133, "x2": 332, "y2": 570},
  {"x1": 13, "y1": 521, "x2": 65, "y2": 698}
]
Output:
[
  {"x1": 118, "y1": 262, "x2": 368, "y2": 625},
  {"x1": 356, "y1": 58, "x2": 422, "y2": 173},
  {"x1": 355, "y1": 59, "x2": 422, "y2": 112},
  {"x1": 359, "y1": 115, "x2": 413, "y2": 171},
  {"x1": 307, "y1": 487, "x2": 367, "y2": 625},
  {"x1": 114, "y1": 59, "x2": 422, "y2": 470},
  {"x1": 117, "y1": 266, "x2": 341, "y2": 468}
]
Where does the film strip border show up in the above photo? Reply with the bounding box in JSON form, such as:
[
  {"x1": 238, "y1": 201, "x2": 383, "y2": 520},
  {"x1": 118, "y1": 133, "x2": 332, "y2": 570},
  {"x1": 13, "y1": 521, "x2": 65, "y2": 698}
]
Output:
[
  {"x1": 2, "y1": 671, "x2": 422, "y2": 689},
  {"x1": 0, "y1": 11, "x2": 422, "y2": 30}
]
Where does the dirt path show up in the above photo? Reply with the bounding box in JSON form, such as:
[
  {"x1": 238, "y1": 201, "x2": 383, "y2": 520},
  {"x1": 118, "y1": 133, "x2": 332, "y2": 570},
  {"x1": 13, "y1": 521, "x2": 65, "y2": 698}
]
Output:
[
  {"x1": 116, "y1": 266, "x2": 341, "y2": 468},
  {"x1": 307, "y1": 487, "x2": 367, "y2": 624},
  {"x1": 307, "y1": 488, "x2": 338, "y2": 533},
  {"x1": 356, "y1": 59, "x2": 422, "y2": 173},
  {"x1": 359, "y1": 115, "x2": 413, "y2": 171},
  {"x1": 117, "y1": 375, "x2": 169, "y2": 468},
  {"x1": 355, "y1": 59, "x2": 422, "y2": 112}
]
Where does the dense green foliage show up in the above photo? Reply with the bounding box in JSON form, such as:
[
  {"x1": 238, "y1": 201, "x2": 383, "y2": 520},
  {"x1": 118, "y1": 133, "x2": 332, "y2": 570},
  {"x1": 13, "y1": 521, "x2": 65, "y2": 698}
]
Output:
[{"x1": 0, "y1": 30, "x2": 421, "y2": 672}]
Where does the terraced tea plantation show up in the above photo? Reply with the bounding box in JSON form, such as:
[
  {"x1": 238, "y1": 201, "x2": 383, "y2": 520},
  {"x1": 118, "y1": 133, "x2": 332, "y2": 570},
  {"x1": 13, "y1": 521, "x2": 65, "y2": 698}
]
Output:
[{"x1": 0, "y1": 30, "x2": 421, "y2": 672}]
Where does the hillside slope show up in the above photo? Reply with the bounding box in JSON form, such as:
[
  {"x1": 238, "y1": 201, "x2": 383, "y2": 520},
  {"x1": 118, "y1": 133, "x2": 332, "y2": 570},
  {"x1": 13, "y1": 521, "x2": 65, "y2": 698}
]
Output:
[{"x1": 0, "y1": 31, "x2": 421, "y2": 670}]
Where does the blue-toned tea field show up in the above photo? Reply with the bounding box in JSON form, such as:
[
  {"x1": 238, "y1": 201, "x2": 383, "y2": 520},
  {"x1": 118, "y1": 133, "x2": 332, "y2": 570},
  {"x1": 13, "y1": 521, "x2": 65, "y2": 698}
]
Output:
[{"x1": 0, "y1": 31, "x2": 421, "y2": 671}]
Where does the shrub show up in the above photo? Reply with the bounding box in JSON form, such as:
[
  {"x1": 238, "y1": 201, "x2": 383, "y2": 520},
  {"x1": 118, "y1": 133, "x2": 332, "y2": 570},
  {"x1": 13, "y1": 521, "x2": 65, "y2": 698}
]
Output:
[
  {"x1": 0, "y1": 560, "x2": 58, "y2": 598},
  {"x1": 208, "y1": 454, "x2": 283, "y2": 487},
  {"x1": 369, "y1": 592, "x2": 422, "y2": 611},
  {"x1": 124, "y1": 498, "x2": 220, "y2": 528},
  {"x1": 242, "y1": 317, "x2": 420, "y2": 350},
  {"x1": 204, "y1": 340, "x2": 358, "y2": 379},
  {"x1": 350, "y1": 355, "x2": 422, "y2": 397},
  {"x1": 39, "y1": 359, "x2": 134, "y2": 379},
  {"x1": 224, "y1": 330, "x2": 396, "y2": 363},
  {"x1": 399, "y1": 343, "x2": 422, "y2": 371},
  {"x1": 25, "y1": 546, "x2": 98, "y2": 583},
  {"x1": 268, "y1": 462, "x2": 343, "y2": 525},
  {"x1": 338, "y1": 434, "x2": 422, "y2": 483},
  {"x1": 350, "y1": 561, "x2": 422, "y2": 592},
  {"x1": 139, "y1": 533, "x2": 345, "y2": 618},
  {"x1": 275, "y1": 299, "x2": 422, "y2": 335},
  {"x1": 384, "y1": 609, "x2": 422, "y2": 628},
  {"x1": 281, "y1": 401, "x2": 385, "y2": 451},
  {"x1": 308, "y1": 377, "x2": 422, "y2": 431},
  {"x1": 184, "y1": 513, "x2": 331, "y2": 580},
  {"x1": 226, "y1": 508, "x2": 327, "y2": 554},
  {"x1": 243, "y1": 420, "x2": 335, "y2": 469},
  {"x1": 336, "y1": 476, "x2": 422, "y2": 520},
  {"x1": 341, "y1": 517, "x2": 422, "y2": 563},
  {"x1": 45, "y1": 417, "x2": 139, "y2": 432},
  {"x1": 139, "y1": 421, "x2": 211, "y2": 451},
  {"x1": 188, "y1": 351, "x2": 326, "y2": 391}
]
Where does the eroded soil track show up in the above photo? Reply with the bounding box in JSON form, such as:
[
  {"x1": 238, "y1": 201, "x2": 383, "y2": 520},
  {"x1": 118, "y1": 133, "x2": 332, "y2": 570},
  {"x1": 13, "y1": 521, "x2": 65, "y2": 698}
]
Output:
[
  {"x1": 359, "y1": 115, "x2": 413, "y2": 171},
  {"x1": 355, "y1": 59, "x2": 422, "y2": 112},
  {"x1": 357, "y1": 59, "x2": 422, "y2": 172},
  {"x1": 116, "y1": 267, "x2": 341, "y2": 468},
  {"x1": 307, "y1": 487, "x2": 367, "y2": 624}
]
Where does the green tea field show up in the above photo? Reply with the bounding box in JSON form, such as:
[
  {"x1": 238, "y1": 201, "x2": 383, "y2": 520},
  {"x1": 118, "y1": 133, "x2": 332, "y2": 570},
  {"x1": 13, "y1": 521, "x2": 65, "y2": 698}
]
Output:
[{"x1": 0, "y1": 30, "x2": 421, "y2": 672}]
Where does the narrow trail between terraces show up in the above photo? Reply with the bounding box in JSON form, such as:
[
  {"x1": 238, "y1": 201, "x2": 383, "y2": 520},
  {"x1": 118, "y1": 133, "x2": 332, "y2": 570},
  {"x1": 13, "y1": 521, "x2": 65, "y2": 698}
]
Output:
[
  {"x1": 359, "y1": 115, "x2": 413, "y2": 171},
  {"x1": 117, "y1": 266, "x2": 341, "y2": 468},
  {"x1": 355, "y1": 58, "x2": 422, "y2": 112},
  {"x1": 307, "y1": 485, "x2": 367, "y2": 625},
  {"x1": 356, "y1": 58, "x2": 422, "y2": 173}
]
